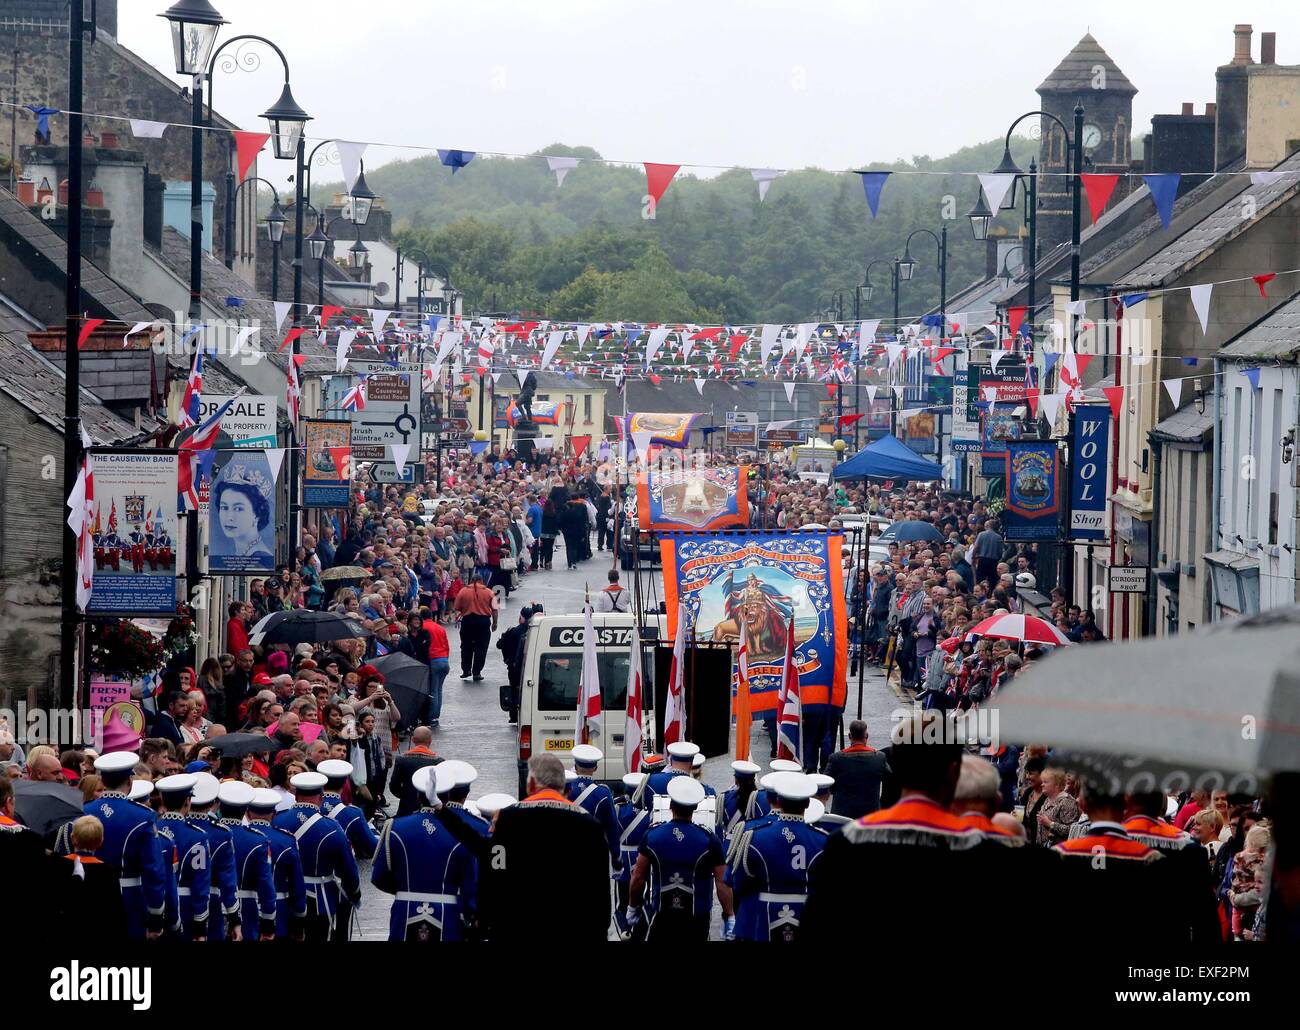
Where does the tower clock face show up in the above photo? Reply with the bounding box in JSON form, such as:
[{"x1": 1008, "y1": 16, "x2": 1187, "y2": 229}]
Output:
[{"x1": 1082, "y1": 123, "x2": 1103, "y2": 150}]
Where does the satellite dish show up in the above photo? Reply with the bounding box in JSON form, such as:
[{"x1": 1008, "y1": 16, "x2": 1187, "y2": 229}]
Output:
[{"x1": 374, "y1": 281, "x2": 390, "y2": 298}]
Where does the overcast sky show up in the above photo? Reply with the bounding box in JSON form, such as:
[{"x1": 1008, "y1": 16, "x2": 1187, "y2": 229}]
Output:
[{"x1": 121, "y1": 0, "x2": 1295, "y2": 182}]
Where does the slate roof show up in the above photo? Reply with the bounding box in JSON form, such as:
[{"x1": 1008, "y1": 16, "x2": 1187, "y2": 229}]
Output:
[
  {"x1": 1217, "y1": 291, "x2": 1300, "y2": 361},
  {"x1": 152, "y1": 226, "x2": 343, "y2": 377},
  {"x1": 1117, "y1": 151, "x2": 1300, "y2": 287},
  {"x1": 0, "y1": 185, "x2": 153, "y2": 323},
  {"x1": 0, "y1": 327, "x2": 138, "y2": 444},
  {"x1": 1037, "y1": 34, "x2": 1137, "y2": 96},
  {"x1": 1150, "y1": 402, "x2": 1215, "y2": 444}
]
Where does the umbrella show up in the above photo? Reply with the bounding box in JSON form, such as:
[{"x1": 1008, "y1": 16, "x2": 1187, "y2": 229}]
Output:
[
  {"x1": 249, "y1": 609, "x2": 372, "y2": 646},
  {"x1": 965, "y1": 612, "x2": 1070, "y2": 647},
  {"x1": 203, "y1": 731, "x2": 279, "y2": 758},
  {"x1": 13, "y1": 779, "x2": 83, "y2": 838},
  {"x1": 877, "y1": 520, "x2": 945, "y2": 544},
  {"x1": 369, "y1": 653, "x2": 430, "y2": 733},
  {"x1": 264, "y1": 721, "x2": 324, "y2": 743},
  {"x1": 320, "y1": 565, "x2": 370, "y2": 582},
  {"x1": 991, "y1": 607, "x2": 1300, "y2": 781}
]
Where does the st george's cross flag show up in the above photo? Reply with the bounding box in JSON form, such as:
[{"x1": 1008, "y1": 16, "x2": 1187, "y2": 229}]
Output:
[
  {"x1": 775, "y1": 617, "x2": 802, "y2": 765},
  {"x1": 663, "y1": 603, "x2": 688, "y2": 748},
  {"x1": 624, "y1": 619, "x2": 645, "y2": 775},
  {"x1": 575, "y1": 602, "x2": 603, "y2": 745}
]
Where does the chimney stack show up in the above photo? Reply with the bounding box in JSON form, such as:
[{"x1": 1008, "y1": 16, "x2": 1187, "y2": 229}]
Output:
[
  {"x1": 1181, "y1": 102, "x2": 1194, "y2": 115},
  {"x1": 1261, "y1": 32, "x2": 1276, "y2": 65},
  {"x1": 1205, "y1": 102, "x2": 1216, "y2": 117},
  {"x1": 1233, "y1": 24, "x2": 1254, "y2": 64}
]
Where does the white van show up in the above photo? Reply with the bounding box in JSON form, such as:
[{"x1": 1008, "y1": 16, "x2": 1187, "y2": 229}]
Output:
[{"x1": 512, "y1": 611, "x2": 665, "y2": 796}]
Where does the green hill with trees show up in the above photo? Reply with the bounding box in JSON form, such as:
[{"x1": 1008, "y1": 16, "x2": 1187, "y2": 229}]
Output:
[{"x1": 313, "y1": 137, "x2": 1037, "y2": 325}]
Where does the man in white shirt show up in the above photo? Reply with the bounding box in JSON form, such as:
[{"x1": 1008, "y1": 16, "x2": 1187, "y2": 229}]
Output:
[{"x1": 594, "y1": 569, "x2": 631, "y2": 612}]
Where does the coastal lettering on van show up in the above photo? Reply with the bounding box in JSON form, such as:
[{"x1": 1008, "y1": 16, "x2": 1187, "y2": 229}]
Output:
[{"x1": 549, "y1": 626, "x2": 633, "y2": 647}]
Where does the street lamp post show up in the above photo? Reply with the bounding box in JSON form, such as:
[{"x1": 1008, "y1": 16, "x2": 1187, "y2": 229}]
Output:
[
  {"x1": 900, "y1": 226, "x2": 948, "y2": 464},
  {"x1": 861, "y1": 259, "x2": 895, "y2": 446},
  {"x1": 224, "y1": 175, "x2": 284, "y2": 288},
  {"x1": 972, "y1": 106, "x2": 1087, "y2": 601}
]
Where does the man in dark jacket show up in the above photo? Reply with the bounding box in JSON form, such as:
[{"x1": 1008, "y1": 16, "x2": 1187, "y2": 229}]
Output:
[
  {"x1": 495, "y1": 606, "x2": 533, "y2": 724},
  {"x1": 388, "y1": 727, "x2": 443, "y2": 817},
  {"x1": 825, "y1": 720, "x2": 890, "y2": 818},
  {"x1": 867, "y1": 569, "x2": 893, "y2": 662}
]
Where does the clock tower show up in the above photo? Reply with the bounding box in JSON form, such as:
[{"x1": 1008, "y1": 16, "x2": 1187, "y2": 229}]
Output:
[{"x1": 1035, "y1": 34, "x2": 1138, "y2": 256}]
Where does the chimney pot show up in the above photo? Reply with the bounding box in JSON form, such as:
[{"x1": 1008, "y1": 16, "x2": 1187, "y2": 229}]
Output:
[
  {"x1": 1205, "y1": 102, "x2": 1216, "y2": 117},
  {"x1": 1233, "y1": 24, "x2": 1254, "y2": 65},
  {"x1": 1181, "y1": 102, "x2": 1194, "y2": 115},
  {"x1": 1261, "y1": 32, "x2": 1276, "y2": 64}
]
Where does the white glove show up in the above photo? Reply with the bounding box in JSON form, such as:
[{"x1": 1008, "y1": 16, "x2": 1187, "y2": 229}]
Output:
[
  {"x1": 624, "y1": 906, "x2": 641, "y2": 926},
  {"x1": 723, "y1": 916, "x2": 736, "y2": 940}
]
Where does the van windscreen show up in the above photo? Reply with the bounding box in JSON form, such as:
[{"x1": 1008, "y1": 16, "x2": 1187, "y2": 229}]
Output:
[{"x1": 537, "y1": 651, "x2": 631, "y2": 711}]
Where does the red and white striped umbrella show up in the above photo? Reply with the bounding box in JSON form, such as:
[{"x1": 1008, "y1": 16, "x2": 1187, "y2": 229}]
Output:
[{"x1": 965, "y1": 612, "x2": 1070, "y2": 646}]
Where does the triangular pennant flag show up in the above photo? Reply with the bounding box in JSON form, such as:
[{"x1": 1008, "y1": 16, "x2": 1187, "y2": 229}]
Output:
[
  {"x1": 264, "y1": 448, "x2": 286, "y2": 483},
  {"x1": 1102, "y1": 385, "x2": 1125, "y2": 420},
  {"x1": 645, "y1": 327, "x2": 671, "y2": 367},
  {"x1": 631, "y1": 430, "x2": 655, "y2": 457},
  {"x1": 515, "y1": 369, "x2": 530, "y2": 389},
  {"x1": 233, "y1": 131, "x2": 270, "y2": 184},
  {"x1": 694, "y1": 378, "x2": 705, "y2": 395},
  {"x1": 1189, "y1": 283, "x2": 1213, "y2": 334},
  {"x1": 122, "y1": 320, "x2": 152, "y2": 348},
  {"x1": 335, "y1": 141, "x2": 367, "y2": 192},
  {"x1": 759, "y1": 324, "x2": 781, "y2": 364},
  {"x1": 370, "y1": 308, "x2": 392, "y2": 339},
  {"x1": 1143, "y1": 173, "x2": 1180, "y2": 229},
  {"x1": 546, "y1": 155, "x2": 579, "y2": 187},
  {"x1": 826, "y1": 383, "x2": 838, "y2": 399},
  {"x1": 751, "y1": 168, "x2": 782, "y2": 202},
  {"x1": 572, "y1": 435, "x2": 591, "y2": 459},
  {"x1": 1242, "y1": 367, "x2": 1262, "y2": 390},
  {"x1": 866, "y1": 384, "x2": 877, "y2": 405},
  {"x1": 468, "y1": 440, "x2": 489, "y2": 456},
  {"x1": 129, "y1": 119, "x2": 168, "y2": 139},
  {"x1": 1039, "y1": 392, "x2": 1065, "y2": 426},
  {"x1": 885, "y1": 343, "x2": 904, "y2": 368},
  {"x1": 335, "y1": 328, "x2": 357, "y2": 372},
  {"x1": 273, "y1": 301, "x2": 292, "y2": 332},
  {"x1": 989, "y1": 349, "x2": 1006, "y2": 373},
  {"x1": 1081, "y1": 173, "x2": 1120, "y2": 225},
  {"x1": 279, "y1": 326, "x2": 307, "y2": 352},
  {"x1": 541, "y1": 329, "x2": 566, "y2": 369},
  {"x1": 76, "y1": 318, "x2": 105, "y2": 350},
  {"x1": 1007, "y1": 307, "x2": 1027, "y2": 340},
  {"x1": 328, "y1": 446, "x2": 352, "y2": 478},
  {"x1": 1162, "y1": 378, "x2": 1183, "y2": 409},
  {"x1": 1249, "y1": 170, "x2": 1293, "y2": 187},
  {"x1": 784, "y1": 381, "x2": 796, "y2": 405},
  {"x1": 794, "y1": 323, "x2": 816, "y2": 361},
  {"x1": 1253, "y1": 272, "x2": 1276, "y2": 298},
  {"x1": 857, "y1": 318, "x2": 881, "y2": 360},
  {"x1": 438, "y1": 149, "x2": 476, "y2": 173},
  {"x1": 1065, "y1": 299, "x2": 1088, "y2": 318},
  {"x1": 1121, "y1": 293, "x2": 1148, "y2": 309},
  {"x1": 574, "y1": 324, "x2": 593, "y2": 350},
  {"x1": 390, "y1": 441, "x2": 410, "y2": 474},
  {"x1": 644, "y1": 163, "x2": 680, "y2": 206},
  {"x1": 891, "y1": 385, "x2": 905, "y2": 399},
  {"x1": 1043, "y1": 351, "x2": 1059, "y2": 379},
  {"x1": 1025, "y1": 387, "x2": 1040, "y2": 418},
  {"x1": 981, "y1": 386, "x2": 998, "y2": 403},
  {"x1": 318, "y1": 305, "x2": 343, "y2": 328},
  {"x1": 978, "y1": 172, "x2": 1015, "y2": 215},
  {"x1": 858, "y1": 171, "x2": 889, "y2": 218}
]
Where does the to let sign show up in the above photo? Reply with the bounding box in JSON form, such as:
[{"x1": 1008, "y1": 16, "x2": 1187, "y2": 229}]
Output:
[{"x1": 1070, "y1": 405, "x2": 1110, "y2": 540}]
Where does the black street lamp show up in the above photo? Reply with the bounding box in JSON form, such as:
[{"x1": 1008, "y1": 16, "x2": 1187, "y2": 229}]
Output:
[
  {"x1": 901, "y1": 226, "x2": 949, "y2": 465},
  {"x1": 980, "y1": 106, "x2": 1087, "y2": 602},
  {"x1": 349, "y1": 161, "x2": 376, "y2": 227},
  {"x1": 967, "y1": 189, "x2": 993, "y2": 241},
  {"x1": 160, "y1": 0, "x2": 226, "y2": 77}
]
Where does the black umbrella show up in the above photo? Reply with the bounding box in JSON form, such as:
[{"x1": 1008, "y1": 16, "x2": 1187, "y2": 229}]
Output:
[
  {"x1": 13, "y1": 779, "x2": 83, "y2": 838},
  {"x1": 249, "y1": 609, "x2": 372, "y2": 646},
  {"x1": 203, "y1": 732, "x2": 278, "y2": 759},
  {"x1": 877, "y1": 519, "x2": 945, "y2": 544},
  {"x1": 369, "y1": 653, "x2": 430, "y2": 733}
]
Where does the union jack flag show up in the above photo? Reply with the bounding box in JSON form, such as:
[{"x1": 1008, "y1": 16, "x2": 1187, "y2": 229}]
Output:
[
  {"x1": 179, "y1": 348, "x2": 204, "y2": 429},
  {"x1": 177, "y1": 391, "x2": 244, "y2": 512},
  {"x1": 341, "y1": 375, "x2": 367, "y2": 412}
]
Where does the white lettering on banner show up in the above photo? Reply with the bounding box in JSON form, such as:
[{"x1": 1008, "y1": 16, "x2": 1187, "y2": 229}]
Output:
[{"x1": 1072, "y1": 511, "x2": 1105, "y2": 531}]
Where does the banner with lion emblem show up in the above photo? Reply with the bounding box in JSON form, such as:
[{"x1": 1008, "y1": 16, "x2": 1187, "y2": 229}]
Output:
[
  {"x1": 636, "y1": 465, "x2": 749, "y2": 531},
  {"x1": 659, "y1": 531, "x2": 847, "y2": 712}
]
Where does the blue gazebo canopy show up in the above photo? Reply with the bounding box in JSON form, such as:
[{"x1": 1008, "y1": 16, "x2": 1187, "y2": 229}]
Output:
[{"x1": 833, "y1": 433, "x2": 944, "y2": 481}]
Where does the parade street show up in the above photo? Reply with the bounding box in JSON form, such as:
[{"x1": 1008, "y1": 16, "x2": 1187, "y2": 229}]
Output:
[{"x1": 351, "y1": 550, "x2": 903, "y2": 939}]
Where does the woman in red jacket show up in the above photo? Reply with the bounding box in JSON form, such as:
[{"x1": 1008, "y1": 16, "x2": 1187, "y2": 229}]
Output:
[{"x1": 226, "y1": 600, "x2": 251, "y2": 655}]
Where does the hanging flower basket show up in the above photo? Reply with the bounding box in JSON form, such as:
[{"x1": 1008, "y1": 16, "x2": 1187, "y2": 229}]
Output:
[
  {"x1": 163, "y1": 602, "x2": 198, "y2": 660},
  {"x1": 88, "y1": 619, "x2": 166, "y2": 680}
]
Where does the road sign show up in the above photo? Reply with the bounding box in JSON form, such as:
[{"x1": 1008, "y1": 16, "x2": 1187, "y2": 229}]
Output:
[
  {"x1": 347, "y1": 360, "x2": 421, "y2": 461},
  {"x1": 367, "y1": 462, "x2": 423, "y2": 484},
  {"x1": 763, "y1": 428, "x2": 803, "y2": 444},
  {"x1": 724, "y1": 410, "x2": 759, "y2": 448},
  {"x1": 1108, "y1": 566, "x2": 1148, "y2": 594}
]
